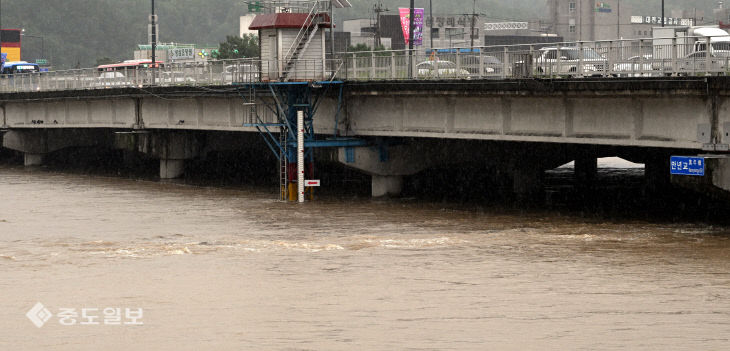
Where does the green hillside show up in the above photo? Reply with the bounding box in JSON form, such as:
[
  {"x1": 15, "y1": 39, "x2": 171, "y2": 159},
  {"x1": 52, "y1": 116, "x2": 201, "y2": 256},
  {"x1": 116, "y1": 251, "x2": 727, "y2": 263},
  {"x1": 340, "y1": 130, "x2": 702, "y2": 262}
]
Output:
[{"x1": 0, "y1": 0, "x2": 720, "y2": 69}]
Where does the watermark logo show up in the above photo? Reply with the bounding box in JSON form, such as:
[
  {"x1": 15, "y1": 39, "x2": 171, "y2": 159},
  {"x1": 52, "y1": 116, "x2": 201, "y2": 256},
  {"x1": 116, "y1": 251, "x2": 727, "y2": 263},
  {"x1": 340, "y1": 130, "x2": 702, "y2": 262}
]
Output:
[
  {"x1": 26, "y1": 302, "x2": 53, "y2": 328},
  {"x1": 26, "y1": 302, "x2": 143, "y2": 328}
]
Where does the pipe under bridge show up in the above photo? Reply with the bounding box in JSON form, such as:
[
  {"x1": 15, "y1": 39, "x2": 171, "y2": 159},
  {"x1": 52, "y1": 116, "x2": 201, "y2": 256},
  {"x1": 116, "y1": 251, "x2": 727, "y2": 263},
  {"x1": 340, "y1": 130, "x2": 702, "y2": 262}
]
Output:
[{"x1": 1, "y1": 77, "x2": 729, "y2": 199}]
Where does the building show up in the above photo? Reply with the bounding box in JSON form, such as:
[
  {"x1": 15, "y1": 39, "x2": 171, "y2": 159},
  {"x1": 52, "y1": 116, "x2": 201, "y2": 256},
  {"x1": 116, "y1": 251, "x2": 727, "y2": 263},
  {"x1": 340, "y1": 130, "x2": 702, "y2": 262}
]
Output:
[
  {"x1": 240, "y1": 14, "x2": 257, "y2": 37},
  {"x1": 344, "y1": 14, "x2": 557, "y2": 51},
  {"x1": 1, "y1": 29, "x2": 22, "y2": 63},
  {"x1": 546, "y1": 0, "x2": 655, "y2": 41},
  {"x1": 344, "y1": 14, "x2": 488, "y2": 50},
  {"x1": 343, "y1": 19, "x2": 377, "y2": 49},
  {"x1": 424, "y1": 14, "x2": 484, "y2": 49}
]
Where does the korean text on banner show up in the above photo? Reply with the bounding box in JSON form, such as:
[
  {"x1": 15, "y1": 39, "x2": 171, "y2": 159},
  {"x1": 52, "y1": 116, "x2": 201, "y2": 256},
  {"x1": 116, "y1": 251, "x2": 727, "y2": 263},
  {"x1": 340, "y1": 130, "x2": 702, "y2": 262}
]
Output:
[{"x1": 399, "y1": 8, "x2": 425, "y2": 46}]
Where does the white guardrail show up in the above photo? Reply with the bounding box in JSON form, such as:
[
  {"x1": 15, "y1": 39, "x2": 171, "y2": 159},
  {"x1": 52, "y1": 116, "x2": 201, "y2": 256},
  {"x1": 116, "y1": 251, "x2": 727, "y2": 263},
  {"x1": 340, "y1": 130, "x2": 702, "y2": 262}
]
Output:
[
  {"x1": 340, "y1": 36, "x2": 730, "y2": 80},
  {"x1": 0, "y1": 59, "x2": 343, "y2": 93},
  {"x1": 4, "y1": 36, "x2": 730, "y2": 93}
]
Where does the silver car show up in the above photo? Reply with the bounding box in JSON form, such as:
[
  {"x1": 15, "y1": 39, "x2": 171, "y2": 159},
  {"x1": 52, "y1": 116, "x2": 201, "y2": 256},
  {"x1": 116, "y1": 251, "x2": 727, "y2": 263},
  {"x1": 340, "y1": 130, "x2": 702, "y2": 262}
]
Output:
[
  {"x1": 416, "y1": 60, "x2": 471, "y2": 79},
  {"x1": 535, "y1": 47, "x2": 607, "y2": 76}
]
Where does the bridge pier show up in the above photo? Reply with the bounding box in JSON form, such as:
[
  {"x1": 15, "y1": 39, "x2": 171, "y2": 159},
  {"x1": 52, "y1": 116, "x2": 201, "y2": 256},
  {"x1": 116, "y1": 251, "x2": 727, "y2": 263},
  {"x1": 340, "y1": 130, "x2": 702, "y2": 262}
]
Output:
[
  {"x1": 24, "y1": 153, "x2": 45, "y2": 166},
  {"x1": 338, "y1": 143, "x2": 431, "y2": 198},
  {"x1": 645, "y1": 152, "x2": 671, "y2": 193},
  {"x1": 115, "y1": 131, "x2": 201, "y2": 180},
  {"x1": 160, "y1": 159, "x2": 185, "y2": 179},
  {"x1": 372, "y1": 175, "x2": 404, "y2": 197},
  {"x1": 512, "y1": 166, "x2": 545, "y2": 198},
  {"x1": 574, "y1": 149, "x2": 598, "y2": 189}
]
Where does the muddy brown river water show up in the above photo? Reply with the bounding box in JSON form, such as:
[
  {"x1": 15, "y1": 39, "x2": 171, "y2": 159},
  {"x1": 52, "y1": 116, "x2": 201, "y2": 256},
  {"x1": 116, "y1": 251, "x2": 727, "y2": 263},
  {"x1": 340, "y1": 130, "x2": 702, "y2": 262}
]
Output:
[{"x1": 0, "y1": 165, "x2": 729, "y2": 350}]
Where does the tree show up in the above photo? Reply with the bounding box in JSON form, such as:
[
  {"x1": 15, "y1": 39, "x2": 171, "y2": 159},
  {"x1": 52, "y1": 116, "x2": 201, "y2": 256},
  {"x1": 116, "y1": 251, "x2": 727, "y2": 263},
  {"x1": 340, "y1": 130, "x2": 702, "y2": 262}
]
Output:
[{"x1": 215, "y1": 34, "x2": 259, "y2": 59}]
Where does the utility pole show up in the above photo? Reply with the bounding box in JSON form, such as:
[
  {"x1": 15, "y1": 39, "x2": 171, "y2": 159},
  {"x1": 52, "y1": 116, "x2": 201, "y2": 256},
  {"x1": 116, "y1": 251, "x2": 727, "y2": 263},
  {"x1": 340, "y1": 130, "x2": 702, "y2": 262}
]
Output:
[
  {"x1": 373, "y1": 1, "x2": 388, "y2": 48},
  {"x1": 617, "y1": 0, "x2": 621, "y2": 38},
  {"x1": 1, "y1": 0, "x2": 3, "y2": 69},
  {"x1": 661, "y1": 0, "x2": 665, "y2": 27},
  {"x1": 408, "y1": 0, "x2": 414, "y2": 78},
  {"x1": 470, "y1": 0, "x2": 476, "y2": 48},
  {"x1": 330, "y1": 1, "x2": 335, "y2": 56},
  {"x1": 429, "y1": 0, "x2": 433, "y2": 49},
  {"x1": 151, "y1": 0, "x2": 157, "y2": 65}
]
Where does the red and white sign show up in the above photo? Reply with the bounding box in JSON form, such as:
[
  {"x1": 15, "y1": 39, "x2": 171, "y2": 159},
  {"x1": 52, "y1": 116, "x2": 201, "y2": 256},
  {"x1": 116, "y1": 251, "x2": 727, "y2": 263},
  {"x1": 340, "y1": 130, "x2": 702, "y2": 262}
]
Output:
[{"x1": 305, "y1": 180, "x2": 321, "y2": 187}]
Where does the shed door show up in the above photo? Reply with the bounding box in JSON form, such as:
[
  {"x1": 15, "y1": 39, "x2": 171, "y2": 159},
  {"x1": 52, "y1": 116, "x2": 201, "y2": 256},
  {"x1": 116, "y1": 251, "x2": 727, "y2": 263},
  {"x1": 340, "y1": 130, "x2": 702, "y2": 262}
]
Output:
[{"x1": 268, "y1": 34, "x2": 278, "y2": 80}]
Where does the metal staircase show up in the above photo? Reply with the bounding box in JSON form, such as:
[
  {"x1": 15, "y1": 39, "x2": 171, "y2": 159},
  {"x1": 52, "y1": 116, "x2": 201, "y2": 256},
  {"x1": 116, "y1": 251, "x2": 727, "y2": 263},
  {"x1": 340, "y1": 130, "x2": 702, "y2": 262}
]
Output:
[{"x1": 281, "y1": 1, "x2": 330, "y2": 81}]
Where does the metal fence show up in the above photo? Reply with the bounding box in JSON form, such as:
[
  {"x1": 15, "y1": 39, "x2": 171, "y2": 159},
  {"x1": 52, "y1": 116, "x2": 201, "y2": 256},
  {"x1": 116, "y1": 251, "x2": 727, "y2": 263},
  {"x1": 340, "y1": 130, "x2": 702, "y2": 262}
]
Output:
[
  {"x1": 4, "y1": 36, "x2": 730, "y2": 93},
  {"x1": 0, "y1": 59, "x2": 344, "y2": 93},
  {"x1": 339, "y1": 36, "x2": 730, "y2": 80}
]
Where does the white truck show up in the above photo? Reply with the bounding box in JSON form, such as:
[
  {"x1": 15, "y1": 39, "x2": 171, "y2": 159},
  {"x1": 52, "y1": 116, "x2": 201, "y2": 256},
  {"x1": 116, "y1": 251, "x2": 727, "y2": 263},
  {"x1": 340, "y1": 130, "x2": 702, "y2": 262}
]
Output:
[{"x1": 653, "y1": 25, "x2": 730, "y2": 60}]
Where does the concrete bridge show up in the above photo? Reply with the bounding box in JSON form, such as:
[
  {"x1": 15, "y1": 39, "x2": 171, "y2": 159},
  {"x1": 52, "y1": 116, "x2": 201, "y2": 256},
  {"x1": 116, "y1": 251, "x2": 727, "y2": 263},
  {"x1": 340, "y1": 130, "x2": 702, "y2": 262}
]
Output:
[{"x1": 1, "y1": 76, "x2": 729, "y2": 199}]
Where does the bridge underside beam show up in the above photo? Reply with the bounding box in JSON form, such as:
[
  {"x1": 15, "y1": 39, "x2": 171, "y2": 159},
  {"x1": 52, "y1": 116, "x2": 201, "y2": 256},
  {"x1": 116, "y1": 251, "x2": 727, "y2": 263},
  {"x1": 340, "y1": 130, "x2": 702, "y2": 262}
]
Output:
[
  {"x1": 115, "y1": 131, "x2": 202, "y2": 179},
  {"x1": 2, "y1": 129, "x2": 115, "y2": 166}
]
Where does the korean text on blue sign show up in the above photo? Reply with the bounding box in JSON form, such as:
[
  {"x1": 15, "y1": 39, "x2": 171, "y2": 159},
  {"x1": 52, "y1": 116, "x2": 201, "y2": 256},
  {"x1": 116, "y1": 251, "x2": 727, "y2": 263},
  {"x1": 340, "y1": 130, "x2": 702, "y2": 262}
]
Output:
[{"x1": 670, "y1": 156, "x2": 705, "y2": 176}]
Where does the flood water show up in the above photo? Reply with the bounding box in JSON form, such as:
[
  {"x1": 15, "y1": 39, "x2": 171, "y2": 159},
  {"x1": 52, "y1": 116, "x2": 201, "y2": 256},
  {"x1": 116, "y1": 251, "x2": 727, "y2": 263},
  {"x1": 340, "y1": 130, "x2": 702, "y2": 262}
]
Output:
[{"x1": 1, "y1": 162, "x2": 729, "y2": 350}]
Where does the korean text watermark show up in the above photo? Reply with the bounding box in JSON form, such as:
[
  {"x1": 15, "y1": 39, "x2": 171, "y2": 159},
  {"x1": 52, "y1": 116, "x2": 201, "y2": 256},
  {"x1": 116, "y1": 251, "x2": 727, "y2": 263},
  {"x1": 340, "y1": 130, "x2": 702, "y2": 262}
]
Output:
[{"x1": 26, "y1": 302, "x2": 143, "y2": 328}]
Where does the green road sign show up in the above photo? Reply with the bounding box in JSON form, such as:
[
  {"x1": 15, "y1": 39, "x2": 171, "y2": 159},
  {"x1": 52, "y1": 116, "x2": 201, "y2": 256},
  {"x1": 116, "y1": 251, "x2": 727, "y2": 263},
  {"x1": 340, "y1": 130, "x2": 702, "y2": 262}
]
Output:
[
  {"x1": 247, "y1": 1, "x2": 262, "y2": 13},
  {"x1": 36, "y1": 59, "x2": 48, "y2": 65}
]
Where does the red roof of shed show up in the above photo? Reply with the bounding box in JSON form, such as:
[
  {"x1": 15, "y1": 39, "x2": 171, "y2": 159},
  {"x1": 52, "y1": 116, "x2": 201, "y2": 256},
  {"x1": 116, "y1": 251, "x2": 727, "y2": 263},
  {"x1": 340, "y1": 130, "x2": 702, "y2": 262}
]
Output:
[{"x1": 249, "y1": 13, "x2": 331, "y2": 30}]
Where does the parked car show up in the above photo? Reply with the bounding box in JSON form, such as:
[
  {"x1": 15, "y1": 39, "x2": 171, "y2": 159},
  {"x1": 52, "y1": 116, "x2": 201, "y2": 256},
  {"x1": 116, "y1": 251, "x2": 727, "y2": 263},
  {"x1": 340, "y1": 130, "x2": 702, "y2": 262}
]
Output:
[
  {"x1": 534, "y1": 47, "x2": 607, "y2": 76},
  {"x1": 613, "y1": 55, "x2": 655, "y2": 77},
  {"x1": 416, "y1": 60, "x2": 471, "y2": 79},
  {"x1": 677, "y1": 50, "x2": 730, "y2": 73}
]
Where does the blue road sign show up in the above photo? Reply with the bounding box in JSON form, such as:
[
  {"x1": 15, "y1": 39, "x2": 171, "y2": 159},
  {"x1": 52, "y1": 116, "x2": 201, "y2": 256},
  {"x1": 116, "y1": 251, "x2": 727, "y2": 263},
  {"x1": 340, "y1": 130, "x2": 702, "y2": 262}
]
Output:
[{"x1": 670, "y1": 156, "x2": 705, "y2": 176}]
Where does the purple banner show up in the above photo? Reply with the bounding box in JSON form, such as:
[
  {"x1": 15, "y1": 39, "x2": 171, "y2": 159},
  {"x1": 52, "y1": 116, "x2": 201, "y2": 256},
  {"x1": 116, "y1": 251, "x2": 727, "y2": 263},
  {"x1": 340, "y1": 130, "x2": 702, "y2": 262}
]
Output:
[{"x1": 399, "y1": 8, "x2": 424, "y2": 46}]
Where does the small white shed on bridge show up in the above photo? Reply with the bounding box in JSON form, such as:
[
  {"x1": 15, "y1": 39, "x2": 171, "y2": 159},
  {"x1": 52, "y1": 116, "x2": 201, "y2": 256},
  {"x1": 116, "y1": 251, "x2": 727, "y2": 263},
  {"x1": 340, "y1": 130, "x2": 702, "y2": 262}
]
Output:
[{"x1": 249, "y1": 7, "x2": 331, "y2": 81}]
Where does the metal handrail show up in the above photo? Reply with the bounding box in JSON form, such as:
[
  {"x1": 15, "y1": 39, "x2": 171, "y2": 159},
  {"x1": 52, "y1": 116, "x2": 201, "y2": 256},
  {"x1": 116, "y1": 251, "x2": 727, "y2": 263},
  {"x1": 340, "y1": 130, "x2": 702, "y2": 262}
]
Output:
[
  {"x1": 0, "y1": 58, "x2": 344, "y2": 93},
  {"x1": 5, "y1": 33, "x2": 730, "y2": 93},
  {"x1": 282, "y1": 1, "x2": 329, "y2": 66},
  {"x1": 337, "y1": 35, "x2": 730, "y2": 80}
]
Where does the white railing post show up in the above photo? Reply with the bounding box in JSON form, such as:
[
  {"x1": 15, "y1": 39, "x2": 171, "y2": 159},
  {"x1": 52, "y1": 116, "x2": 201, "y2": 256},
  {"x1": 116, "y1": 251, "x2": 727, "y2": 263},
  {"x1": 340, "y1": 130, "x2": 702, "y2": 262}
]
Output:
[
  {"x1": 671, "y1": 37, "x2": 678, "y2": 76},
  {"x1": 478, "y1": 49, "x2": 484, "y2": 78},
  {"x1": 706, "y1": 36, "x2": 712, "y2": 75},
  {"x1": 638, "y1": 39, "x2": 645, "y2": 76},
  {"x1": 349, "y1": 53, "x2": 355, "y2": 79},
  {"x1": 391, "y1": 52, "x2": 396, "y2": 79},
  {"x1": 502, "y1": 46, "x2": 508, "y2": 79},
  {"x1": 529, "y1": 45, "x2": 535, "y2": 78},
  {"x1": 370, "y1": 52, "x2": 375, "y2": 79},
  {"x1": 607, "y1": 41, "x2": 614, "y2": 77},
  {"x1": 578, "y1": 41, "x2": 585, "y2": 77}
]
